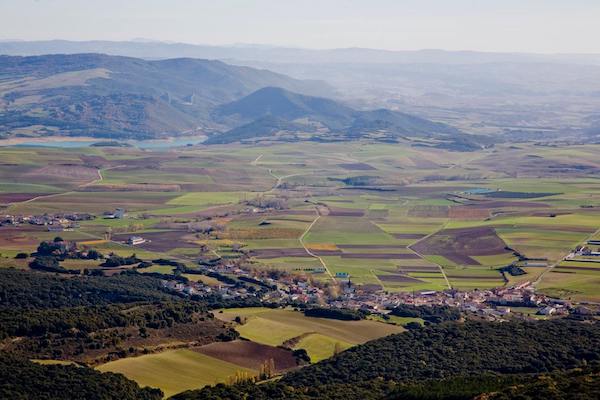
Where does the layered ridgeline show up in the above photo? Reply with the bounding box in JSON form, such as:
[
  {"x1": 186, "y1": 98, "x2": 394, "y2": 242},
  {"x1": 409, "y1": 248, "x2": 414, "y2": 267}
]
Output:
[
  {"x1": 207, "y1": 87, "x2": 487, "y2": 149},
  {"x1": 0, "y1": 54, "x2": 484, "y2": 149},
  {"x1": 175, "y1": 320, "x2": 600, "y2": 400},
  {"x1": 0, "y1": 53, "x2": 329, "y2": 139}
]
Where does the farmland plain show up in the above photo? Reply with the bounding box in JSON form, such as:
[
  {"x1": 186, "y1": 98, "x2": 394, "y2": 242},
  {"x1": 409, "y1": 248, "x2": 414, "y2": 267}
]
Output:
[
  {"x1": 4, "y1": 140, "x2": 600, "y2": 397},
  {"x1": 3, "y1": 141, "x2": 600, "y2": 300}
]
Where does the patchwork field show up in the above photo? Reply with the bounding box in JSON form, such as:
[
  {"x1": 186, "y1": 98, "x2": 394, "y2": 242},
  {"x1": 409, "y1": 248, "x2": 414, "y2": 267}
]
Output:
[
  {"x1": 215, "y1": 307, "x2": 404, "y2": 361},
  {"x1": 2, "y1": 141, "x2": 600, "y2": 299}
]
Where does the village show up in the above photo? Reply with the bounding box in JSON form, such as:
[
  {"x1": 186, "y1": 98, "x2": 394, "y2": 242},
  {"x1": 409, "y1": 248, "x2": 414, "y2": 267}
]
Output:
[
  {"x1": 3, "y1": 204, "x2": 598, "y2": 322},
  {"x1": 161, "y1": 257, "x2": 594, "y2": 322}
]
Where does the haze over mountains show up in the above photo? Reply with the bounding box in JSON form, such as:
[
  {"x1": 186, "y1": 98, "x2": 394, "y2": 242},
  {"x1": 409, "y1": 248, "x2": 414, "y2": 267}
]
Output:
[
  {"x1": 3, "y1": 40, "x2": 600, "y2": 140},
  {"x1": 0, "y1": 53, "x2": 331, "y2": 139},
  {"x1": 0, "y1": 52, "x2": 481, "y2": 149},
  {"x1": 208, "y1": 87, "x2": 472, "y2": 147},
  {"x1": 2, "y1": 39, "x2": 600, "y2": 65}
]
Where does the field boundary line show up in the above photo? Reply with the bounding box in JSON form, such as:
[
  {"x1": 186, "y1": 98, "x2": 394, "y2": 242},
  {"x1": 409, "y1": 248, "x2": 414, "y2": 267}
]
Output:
[
  {"x1": 407, "y1": 222, "x2": 452, "y2": 290},
  {"x1": 370, "y1": 269, "x2": 385, "y2": 290},
  {"x1": 251, "y1": 154, "x2": 263, "y2": 166},
  {"x1": 534, "y1": 224, "x2": 600, "y2": 286},
  {"x1": 300, "y1": 208, "x2": 336, "y2": 282}
]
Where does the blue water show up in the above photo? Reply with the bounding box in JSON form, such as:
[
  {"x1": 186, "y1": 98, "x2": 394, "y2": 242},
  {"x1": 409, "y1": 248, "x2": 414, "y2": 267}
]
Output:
[
  {"x1": 463, "y1": 188, "x2": 496, "y2": 195},
  {"x1": 7, "y1": 137, "x2": 207, "y2": 150}
]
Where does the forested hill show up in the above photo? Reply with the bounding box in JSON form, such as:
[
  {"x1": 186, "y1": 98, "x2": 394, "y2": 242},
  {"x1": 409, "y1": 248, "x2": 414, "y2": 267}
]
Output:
[
  {"x1": 0, "y1": 353, "x2": 163, "y2": 400},
  {"x1": 280, "y1": 320, "x2": 600, "y2": 386},
  {"x1": 178, "y1": 320, "x2": 600, "y2": 400}
]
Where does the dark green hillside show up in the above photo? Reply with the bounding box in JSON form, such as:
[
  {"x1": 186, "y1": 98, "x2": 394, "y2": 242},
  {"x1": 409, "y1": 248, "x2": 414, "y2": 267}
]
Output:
[
  {"x1": 0, "y1": 353, "x2": 163, "y2": 400},
  {"x1": 176, "y1": 320, "x2": 600, "y2": 400},
  {"x1": 173, "y1": 364, "x2": 600, "y2": 400},
  {"x1": 281, "y1": 320, "x2": 600, "y2": 386},
  {"x1": 0, "y1": 269, "x2": 178, "y2": 309},
  {"x1": 0, "y1": 270, "x2": 236, "y2": 362}
]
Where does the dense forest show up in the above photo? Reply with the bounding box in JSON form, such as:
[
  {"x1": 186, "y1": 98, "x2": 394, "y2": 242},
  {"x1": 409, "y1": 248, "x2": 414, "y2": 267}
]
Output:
[
  {"x1": 281, "y1": 320, "x2": 600, "y2": 386},
  {"x1": 0, "y1": 353, "x2": 163, "y2": 400},
  {"x1": 304, "y1": 307, "x2": 368, "y2": 320},
  {"x1": 0, "y1": 269, "x2": 237, "y2": 361},
  {"x1": 173, "y1": 364, "x2": 600, "y2": 400},
  {"x1": 0, "y1": 269, "x2": 180, "y2": 308},
  {"x1": 388, "y1": 304, "x2": 461, "y2": 323},
  {"x1": 180, "y1": 320, "x2": 600, "y2": 400}
]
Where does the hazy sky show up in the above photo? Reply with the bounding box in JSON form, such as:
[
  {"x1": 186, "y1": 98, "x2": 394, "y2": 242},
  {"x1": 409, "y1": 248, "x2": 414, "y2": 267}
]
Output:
[{"x1": 1, "y1": 0, "x2": 599, "y2": 53}]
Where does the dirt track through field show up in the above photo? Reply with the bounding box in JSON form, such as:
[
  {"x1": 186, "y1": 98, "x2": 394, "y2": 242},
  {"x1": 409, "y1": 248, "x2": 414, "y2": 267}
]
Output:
[
  {"x1": 300, "y1": 207, "x2": 335, "y2": 281},
  {"x1": 535, "y1": 225, "x2": 600, "y2": 286}
]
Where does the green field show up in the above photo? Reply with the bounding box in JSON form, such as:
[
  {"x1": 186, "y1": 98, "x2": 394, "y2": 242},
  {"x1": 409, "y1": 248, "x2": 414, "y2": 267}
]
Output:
[
  {"x1": 216, "y1": 307, "x2": 404, "y2": 360},
  {"x1": 2, "y1": 142, "x2": 600, "y2": 299},
  {"x1": 97, "y1": 349, "x2": 255, "y2": 397}
]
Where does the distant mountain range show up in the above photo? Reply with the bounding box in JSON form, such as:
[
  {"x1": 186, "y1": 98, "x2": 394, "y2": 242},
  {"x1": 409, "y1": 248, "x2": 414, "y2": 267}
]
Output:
[
  {"x1": 1, "y1": 40, "x2": 600, "y2": 65},
  {"x1": 0, "y1": 53, "x2": 484, "y2": 149},
  {"x1": 207, "y1": 87, "x2": 469, "y2": 147},
  {"x1": 3, "y1": 40, "x2": 600, "y2": 137},
  {"x1": 0, "y1": 53, "x2": 330, "y2": 139}
]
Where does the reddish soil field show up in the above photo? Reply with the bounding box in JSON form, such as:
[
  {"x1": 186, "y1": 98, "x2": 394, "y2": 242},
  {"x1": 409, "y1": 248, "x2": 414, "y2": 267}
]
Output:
[
  {"x1": 83, "y1": 183, "x2": 181, "y2": 192},
  {"x1": 361, "y1": 284, "x2": 383, "y2": 292},
  {"x1": 280, "y1": 210, "x2": 319, "y2": 216},
  {"x1": 251, "y1": 248, "x2": 342, "y2": 258},
  {"x1": 0, "y1": 226, "x2": 44, "y2": 247},
  {"x1": 521, "y1": 224, "x2": 595, "y2": 233},
  {"x1": 27, "y1": 164, "x2": 99, "y2": 181},
  {"x1": 337, "y1": 163, "x2": 376, "y2": 171},
  {"x1": 444, "y1": 254, "x2": 481, "y2": 265},
  {"x1": 397, "y1": 266, "x2": 440, "y2": 272},
  {"x1": 393, "y1": 233, "x2": 426, "y2": 239},
  {"x1": 327, "y1": 208, "x2": 365, "y2": 217},
  {"x1": 407, "y1": 206, "x2": 449, "y2": 218},
  {"x1": 378, "y1": 274, "x2": 423, "y2": 283},
  {"x1": 340, "y1": 253, "x2": 420, "y2": 259},
  {"x1": 195, "y1": 340, "x2": 298, "y2": 372},
  {"x1": 446, "y1": 275, "x2": 502, "y2": 280},
  {"x1": 337, "y1": 244, "x2": 407, "y2": 249},
  {"x1": 411, "y1": 226, "x2": 511, "y2": 266},
  {"x1": 0, "y1": 193, "x2": 45, "y2": 204},
  {"x1": 448, "y1": 206, "x2": 490, "y2": 219},
  {"x1": 80, "y1": 155, "x2": 112, "y2": 168},
  {"x1": 555, "y1": 265, "x2": 600, "y2": 272}
]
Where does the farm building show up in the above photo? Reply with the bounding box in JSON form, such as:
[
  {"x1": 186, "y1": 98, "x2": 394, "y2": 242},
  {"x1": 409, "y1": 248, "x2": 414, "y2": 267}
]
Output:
[
  {"x1": 104, "y1": 208, "x2": 126, "y2": 219},
  {"x1": 128, "y1": 236, "x2": 146, "y2": 245}
]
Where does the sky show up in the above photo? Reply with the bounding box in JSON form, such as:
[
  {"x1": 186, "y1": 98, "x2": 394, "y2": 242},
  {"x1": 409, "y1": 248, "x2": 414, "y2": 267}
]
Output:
[{"x1": 1, "y1": 0, "x2": 599, "y2": 53}]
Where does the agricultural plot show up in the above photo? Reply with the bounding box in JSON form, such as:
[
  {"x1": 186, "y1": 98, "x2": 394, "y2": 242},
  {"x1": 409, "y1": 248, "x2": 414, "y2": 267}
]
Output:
[
  {"x1": 215, "y1": 307, "x2": 403, "y2": 361},
  {"x1": 411, "y1": 227, "x2": 514, "y2": 266},
  {"x1": 3, "y1": 142, "x2": 600, "y2": 299},
  {"x1": 97, "y1": 349, "x2": 256, "y2": 397}
]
